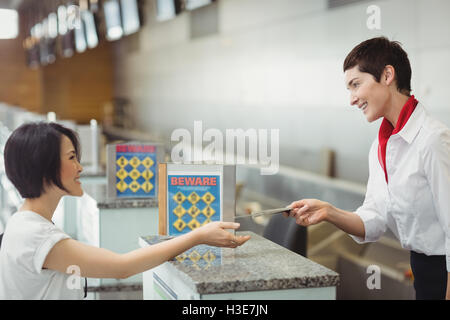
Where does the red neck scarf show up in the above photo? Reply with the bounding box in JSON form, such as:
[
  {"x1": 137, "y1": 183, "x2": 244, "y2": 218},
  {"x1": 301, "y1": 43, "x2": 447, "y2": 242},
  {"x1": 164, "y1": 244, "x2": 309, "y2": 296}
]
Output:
[{"x1": 377, "y1": 95, "x2": 418, "y2": 183}]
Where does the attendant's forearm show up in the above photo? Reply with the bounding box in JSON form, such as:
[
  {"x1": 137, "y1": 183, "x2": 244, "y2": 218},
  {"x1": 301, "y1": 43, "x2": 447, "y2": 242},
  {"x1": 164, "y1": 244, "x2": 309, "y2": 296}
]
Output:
[
  {"x1": 326, "y1": 205, "x2": 366, "y2": 239},
  {"x1": 120, "y1": 231, "x2": 201, "y2": 279}
]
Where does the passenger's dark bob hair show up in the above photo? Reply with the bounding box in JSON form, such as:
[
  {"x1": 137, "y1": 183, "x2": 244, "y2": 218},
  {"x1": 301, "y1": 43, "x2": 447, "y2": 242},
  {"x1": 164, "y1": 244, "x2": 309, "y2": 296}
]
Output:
[{"x1": 4, "y1": 122, "x2": 81, "y2": 198}]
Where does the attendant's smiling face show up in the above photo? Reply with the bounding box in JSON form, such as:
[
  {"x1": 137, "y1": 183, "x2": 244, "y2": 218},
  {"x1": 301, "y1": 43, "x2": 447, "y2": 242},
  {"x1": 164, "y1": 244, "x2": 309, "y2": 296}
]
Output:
[
  {"x1": 345, "y1": 65, "x2": 391, "y2": 122},
  {"x1": 59, "y1": 135, "x2": 83, "y2": 196}
]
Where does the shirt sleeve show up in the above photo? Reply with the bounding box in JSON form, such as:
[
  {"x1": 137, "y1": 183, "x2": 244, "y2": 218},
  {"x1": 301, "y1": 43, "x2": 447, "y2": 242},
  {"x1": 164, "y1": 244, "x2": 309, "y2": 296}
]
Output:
[
  {"x1": 32, "y1": 225, "x2": 70, "y2": 274},
  {"x1": 350, "y1": 140, "x2": 388, "y2": 244},
  {"x1": 422, "y1": 128, "x2": 450, "y2": 272}
]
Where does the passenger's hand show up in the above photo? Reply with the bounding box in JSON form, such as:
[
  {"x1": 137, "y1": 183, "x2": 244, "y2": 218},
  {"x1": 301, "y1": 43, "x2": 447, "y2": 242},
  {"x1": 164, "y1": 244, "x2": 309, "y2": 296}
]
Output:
[
  {"x1": 194, "y1": 221, "x2": 251, "y2": 248},
  {"x1": 283, "y1": 199, "x2": 330, "y2": 226}
]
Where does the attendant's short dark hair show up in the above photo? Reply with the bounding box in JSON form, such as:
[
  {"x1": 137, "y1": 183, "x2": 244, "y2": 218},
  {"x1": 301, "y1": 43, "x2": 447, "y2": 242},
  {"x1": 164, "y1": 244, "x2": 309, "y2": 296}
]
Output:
[
  {"x1": 343, "y1": 37, "x2": 412, "y2": 95},
  {"x1": 4, "y1": 122, "x2": 81, "y2": 198}
]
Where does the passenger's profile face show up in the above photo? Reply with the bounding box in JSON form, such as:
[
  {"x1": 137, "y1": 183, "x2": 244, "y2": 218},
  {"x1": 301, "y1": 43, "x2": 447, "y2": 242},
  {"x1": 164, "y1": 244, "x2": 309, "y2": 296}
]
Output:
[
  {"x1": 59, "y1": 135, "x2": 83, "y2": 197},
  {"x1": 345, "y1": 66, "x2": 390, "y2": 123}
]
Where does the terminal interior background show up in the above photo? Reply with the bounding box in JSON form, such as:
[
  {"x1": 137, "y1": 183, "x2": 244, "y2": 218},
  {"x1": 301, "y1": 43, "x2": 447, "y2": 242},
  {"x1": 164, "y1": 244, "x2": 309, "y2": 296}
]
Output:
[{"x1": 0, "y1": 0, "x2": 449, "y2": 299}]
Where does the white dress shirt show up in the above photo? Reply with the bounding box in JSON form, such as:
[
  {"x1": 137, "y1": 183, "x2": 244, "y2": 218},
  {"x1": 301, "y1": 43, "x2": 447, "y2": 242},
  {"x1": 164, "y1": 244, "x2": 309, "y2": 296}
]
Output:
[{"x1": 350, "y1": 103, "x2": 450, "y2": 271}]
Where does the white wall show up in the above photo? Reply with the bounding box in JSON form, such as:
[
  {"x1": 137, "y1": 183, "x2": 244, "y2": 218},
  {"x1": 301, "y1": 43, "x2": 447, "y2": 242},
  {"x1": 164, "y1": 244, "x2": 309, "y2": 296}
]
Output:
[{"x1": 113, "y1": 0, "x2": 450, "y2": 183}]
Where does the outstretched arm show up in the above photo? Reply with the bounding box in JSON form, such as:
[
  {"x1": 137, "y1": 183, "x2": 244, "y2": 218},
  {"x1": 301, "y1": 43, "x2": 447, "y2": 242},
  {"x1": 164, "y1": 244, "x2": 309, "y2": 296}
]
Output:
[{"x1": 43, "y1": 221, "x2": 250, "y2": 279}]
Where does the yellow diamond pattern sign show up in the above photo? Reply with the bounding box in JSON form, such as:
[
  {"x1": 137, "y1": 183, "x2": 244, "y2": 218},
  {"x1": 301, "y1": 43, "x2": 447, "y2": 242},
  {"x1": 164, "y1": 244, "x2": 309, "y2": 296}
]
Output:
[
  {"x1": 167, "y1": 176, "x2": 220, "y2": 236},
  {"x1": 116, "y1": 168, "x2": 128, "y2": 180},
  {"x1": 141, "y1": 181, "x2": 153, "y2": 193},
  {"x1": 173, "y1": 205, "x2": 186, "y2": 218},
  {"x1": 202, "y1": 206, "x2": 215, "y2": 218},
  {"x1": 129, "y1": 181, "x2": 140, "y2": 193},
  {"x1": 169, "y1": 192, "x2": 220, "y2": 233},
  {"x1": 187, "y1": 192, "x2": 200, "y2": 204},
  {"x1": 188, "y1": 219, "x2": 201, "y2": 230},
  {"x1": 173, "y1": 192, "x2": 186, "y2": 204},
  {"x1": 188, "y1": 206, "x2": 200, "y2": 218},
  {"x1": 174, "y1": 219, "x2": 187, "y2": 232},
  {"x1": 142, "y1": 170, "x2": 154, "y2": 180},
  {"x1": 116, "y1": 180, "x2": 128, "y2": 192},
  {"x1": 129, "y1": 169, "x2": 140, "y2": 180},
  {"x1": 116, "y1": 156, "x2": 128, "y2": 168},
  {"x1": 142, "y1": 157, "x2": 154, "y2": 168},
  {"x1": 188, "y1": 250, "x2": 201, "y2": 262},
  {"x1": 114, "y1": 148, "x2": 157, "y2": 198},
  {"x1": 203, "y1": 250, "x2": 216, "y2": 263},
  {"x1": 174, "y1": 248, "x2": 219, "y2": 270},
  {"x1": 129, "y1": 156, "x2": 140, "y2": 168},
  {"x1": 175, "y1": 252, "x2": 187, "y2": 263},
  {"x1": 202, "y1": 192, "x2": 215, "y2": 204}
]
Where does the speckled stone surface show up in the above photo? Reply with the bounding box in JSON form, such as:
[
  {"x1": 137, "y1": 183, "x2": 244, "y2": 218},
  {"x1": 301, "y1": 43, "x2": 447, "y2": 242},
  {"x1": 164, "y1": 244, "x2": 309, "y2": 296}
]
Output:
[
  {"x1": 87, "y1": 284, "x2": 142, "y2": 292},
  {"x1": 82, "y1": 183, "x2": 158, "y2": 209},
  {"x1": 97, "y1": 197, "x2": 158, "y2": 209},
  {"x1": 140, "y1": 231, "x2": 339, "y2": 295}
]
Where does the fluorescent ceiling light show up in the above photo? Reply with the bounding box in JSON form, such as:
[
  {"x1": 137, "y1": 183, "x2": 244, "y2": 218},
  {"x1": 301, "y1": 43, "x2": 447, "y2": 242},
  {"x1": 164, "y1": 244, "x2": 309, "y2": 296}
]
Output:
[{"x1": 0, "y1": 9, "x2": 19, "y2": 39}]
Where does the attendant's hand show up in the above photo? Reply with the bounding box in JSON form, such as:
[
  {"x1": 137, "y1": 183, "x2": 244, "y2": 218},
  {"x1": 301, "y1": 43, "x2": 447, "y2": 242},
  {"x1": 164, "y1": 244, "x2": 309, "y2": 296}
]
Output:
[
  {"x1": 194, "y1": 221, "x2": 251, "y2": 248},
  {"x1": 283, "y1": 199, "x2": 331, "y2": 227}
]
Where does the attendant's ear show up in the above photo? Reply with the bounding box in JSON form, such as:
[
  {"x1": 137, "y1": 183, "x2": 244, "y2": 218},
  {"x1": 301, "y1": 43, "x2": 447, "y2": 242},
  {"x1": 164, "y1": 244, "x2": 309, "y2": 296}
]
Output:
[{"x1": 383, "y1": 65, "x2": 396, "y2": 86}]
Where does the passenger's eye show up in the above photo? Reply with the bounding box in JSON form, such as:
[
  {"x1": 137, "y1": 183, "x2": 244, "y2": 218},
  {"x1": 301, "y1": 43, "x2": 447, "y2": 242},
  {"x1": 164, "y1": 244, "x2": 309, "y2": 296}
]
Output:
[{"x1": 70, "y1": 155, "x2": 75, "y2": 160}]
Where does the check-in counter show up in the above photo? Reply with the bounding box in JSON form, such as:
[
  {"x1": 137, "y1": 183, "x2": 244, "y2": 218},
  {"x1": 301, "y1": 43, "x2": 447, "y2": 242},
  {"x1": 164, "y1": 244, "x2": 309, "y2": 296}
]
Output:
[
  {"x1": 139, "y1": 231, "x2": 339, "y2": 300},
  {"x1": 71, "y1": 183, "x2": 158, "y2": 298}
]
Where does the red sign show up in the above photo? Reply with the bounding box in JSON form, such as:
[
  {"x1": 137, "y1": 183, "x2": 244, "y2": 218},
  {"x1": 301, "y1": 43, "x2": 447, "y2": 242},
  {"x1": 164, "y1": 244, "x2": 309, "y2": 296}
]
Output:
[
  {"x1": 170, "y1": 177, "x2": 217, "y2": 186},
  {"x1": 116, "y1": 145, "x2": 156, "y2": 153}
]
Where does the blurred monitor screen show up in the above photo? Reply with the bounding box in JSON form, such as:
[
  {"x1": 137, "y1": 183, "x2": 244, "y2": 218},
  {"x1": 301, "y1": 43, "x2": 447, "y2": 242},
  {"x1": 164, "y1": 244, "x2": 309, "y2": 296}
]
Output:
[
  {"x1": 82, "y1": 10, "x2": 98, "y2": 48},
  {"x1": 48, "y1": 13, "x2": 58, "y2": 38},
  {"x1": 185, "y1": 0, "x2": 213, "y2": 10},
  {"x1": 0, "y1": 9, "x2": 18, "y2": 39},
  {"x1": 74, "y1": 18, "x2": 87, "y2": 52},
  {"x1": 104, "y1": 0, "x2": 123, "y2": 41},
  {"x1": 58, "y1": 6, "x2": 67, "y2": 35},
  {"x1": 156, "y1": 0, "x2": 180, "y2": 21},
  {"x1": 120, "y1": 0, "x2": 140, "y2": 35}
]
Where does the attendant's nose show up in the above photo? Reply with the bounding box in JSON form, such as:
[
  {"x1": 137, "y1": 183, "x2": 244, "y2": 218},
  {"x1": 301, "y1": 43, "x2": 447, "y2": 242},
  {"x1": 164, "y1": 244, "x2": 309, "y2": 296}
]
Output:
[{"x1": 350, "y1": 94, "x2": 358, "y2": 106}]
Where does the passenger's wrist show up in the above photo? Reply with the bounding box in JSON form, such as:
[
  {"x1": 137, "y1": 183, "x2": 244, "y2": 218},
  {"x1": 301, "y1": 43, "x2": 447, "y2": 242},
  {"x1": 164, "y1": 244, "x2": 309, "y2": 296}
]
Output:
[
  {"x1": 324, "y1": 203, "x2": 336, "y2": 223},
  {"x1": 190, "y1": 226, "x2": 204, "y2": 246}
]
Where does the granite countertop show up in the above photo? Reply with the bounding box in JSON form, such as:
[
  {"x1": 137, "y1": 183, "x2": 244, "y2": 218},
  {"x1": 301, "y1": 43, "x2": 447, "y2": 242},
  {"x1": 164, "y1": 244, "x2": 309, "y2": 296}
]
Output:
[
  {"x1": 87, "y1": 284, "x2": 142, "y2": 292},
  {"x1": 140, "y1": 231, "x2": 339, "y2": 295},
  {"x1": 82, "y1": 183, "x2": 159, "y2": 209},
  {"x1": 97, "y1": 197, "x2": 158, "y2": 209}
]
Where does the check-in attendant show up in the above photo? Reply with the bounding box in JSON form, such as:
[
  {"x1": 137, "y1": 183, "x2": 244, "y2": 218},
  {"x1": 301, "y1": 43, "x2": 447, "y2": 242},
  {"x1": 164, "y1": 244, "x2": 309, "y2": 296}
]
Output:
[
  {"x1": 287, "y1": 37, "x2": 450, "y2": 300},
  {"x1": 0, "y1": 122, "x2": 250, "y2": 299}
]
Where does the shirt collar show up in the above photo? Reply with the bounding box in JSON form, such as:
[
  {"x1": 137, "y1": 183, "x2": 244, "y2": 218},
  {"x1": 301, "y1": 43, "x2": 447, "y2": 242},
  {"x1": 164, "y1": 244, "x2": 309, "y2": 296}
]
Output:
[{"x1": 397, "y1": 102, "x2": 426, "y2": 144}]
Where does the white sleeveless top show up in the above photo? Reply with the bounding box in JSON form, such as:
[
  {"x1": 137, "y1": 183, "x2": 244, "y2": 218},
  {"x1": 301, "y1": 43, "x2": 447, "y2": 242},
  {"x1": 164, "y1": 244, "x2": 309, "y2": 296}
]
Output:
[{"x1": 0, "y1": 211, "x2": 83, "y2": 299}]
